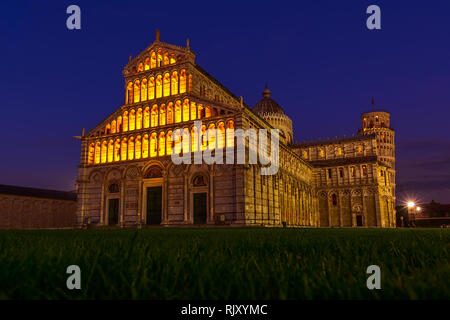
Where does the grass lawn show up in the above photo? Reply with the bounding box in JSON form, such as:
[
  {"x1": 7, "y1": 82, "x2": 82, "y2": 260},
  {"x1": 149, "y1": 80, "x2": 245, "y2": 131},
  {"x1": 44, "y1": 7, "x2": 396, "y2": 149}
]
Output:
[{"x1": 0, "y1": 228, "x2": 448, "y2": 300}]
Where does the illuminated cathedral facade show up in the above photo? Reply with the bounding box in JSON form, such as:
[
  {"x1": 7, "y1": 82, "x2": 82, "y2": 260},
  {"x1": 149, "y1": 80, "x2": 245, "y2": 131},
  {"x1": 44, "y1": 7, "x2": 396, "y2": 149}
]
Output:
[{"x1": 76, "y1": 31, "x2": 396, "y2": 228}]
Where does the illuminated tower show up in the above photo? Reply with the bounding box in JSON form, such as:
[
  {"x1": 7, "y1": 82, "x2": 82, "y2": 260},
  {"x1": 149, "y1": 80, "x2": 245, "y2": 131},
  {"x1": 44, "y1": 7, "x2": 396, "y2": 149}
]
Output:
[{"x1": 358, "y1": 99, "x2": 396, "y2": 201}]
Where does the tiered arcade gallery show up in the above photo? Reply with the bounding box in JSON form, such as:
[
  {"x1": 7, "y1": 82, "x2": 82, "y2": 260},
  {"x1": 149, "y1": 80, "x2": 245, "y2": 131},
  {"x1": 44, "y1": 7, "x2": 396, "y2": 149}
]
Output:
[{"x1": 75, "y1": 31, "x2": 396, "y2": 228}]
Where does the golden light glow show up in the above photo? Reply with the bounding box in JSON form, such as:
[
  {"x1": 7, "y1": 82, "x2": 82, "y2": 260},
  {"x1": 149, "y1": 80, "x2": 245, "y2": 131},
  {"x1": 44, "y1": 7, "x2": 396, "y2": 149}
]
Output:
[
  {"x1": 159, "y1": 132, "x2": 165, "y2": 156},
  {"x1": 180, "y1": 69, "x2": 186, "y2": 93},
  {"x1": 135, "y1": 136, "x2": 142, "y2": 160},
  {"x1": 208, "y1": 123, "x2": 216, "y2": 150},
  {"x1": 88, "y1": 143, "x2": 95, "y2": 164},
  {"x1": 101, "y1": 141, "x2": 107, "y2": 163},
  {"x1": 175, "y1": 100, "x2": 182, "y2": 123},
  {"x1": 141, "y1": 79, "x2": 147, "y2": 101},
  {"x1": 95, "y1": 142, "x2": 101, "y2": 164},
  {"x1": 128, "y1": 138, "x2": 134, "y2": 160},
  {"x1": 150, "y1": 133, "x2": 157, "y2": 157},
  {"x1": 159, "y1": 104, "x2": 166, "y2": 126},
  {"x1": 407, "y1": 201, "x2": 415, "y2": 208},
  {"x1": 114, "y1": 139, "x2": 121, "y2": 162},
  {"x1": 148, "y1": 77, "x2": 155, "y2": 100},
  {"x1": 156, "y1": 75, "x2": 162, "y2": 98},
  {"x1": 166, "y1": 131, "x2": 173, "y2": 155},
  {"x1": 217, "y1": 122, "x2": 225, "y2": 149},
  {"x1": 150, "y1": 52, "x2": 156, "y2": 69},
  {"x1": 167, "y1": 103, "x2": 173, "y2": 125},
  {"x1": 183, "y1": 128, "x2": 190, "y2": 153},
  {"x1": 129, "y1": 110, "x2": 136, "y2": 131},
  {"x1": 183, "y1": 99, "x2": 189, "y2": 122},
  {"x1": 143, "y1": 107, "x2": 150, "y2": 128},
  {"x1": 151, "y1": 105, "x2": 158, "y2": 127},
  {"x1": 163, "y1": 72, "x2": 170, "y2": 97},
  {"x1": 121, "y1": 138, "x2": 127, "y2": 161},
  {"x1": 190, "y1": 101, "x2": 196, "y2": 120},
  {"x1": 107, "y1": 140, "x2": 114, "y2": 162},
  {"x1": 133, "y1": 80, "x2": 140, "y2": 103},
  {"x1": 226, "y1": 120, "x2": 234, "y2": 147},
  {"x1": 171, "y1": 71, "x2": 178, "y2": 95},
  {"x1": 136, "y1": 108, "x2": 142, "y2": 130},
  {"x1": 191, "y1": 127, "x2": 198, "y2": 152},
  {"x1": 142, "y1": 134, "x2": 149, "y2": 158},
  {"x1": 123, "y1": 111, "x2": 129, "y2": 132}
]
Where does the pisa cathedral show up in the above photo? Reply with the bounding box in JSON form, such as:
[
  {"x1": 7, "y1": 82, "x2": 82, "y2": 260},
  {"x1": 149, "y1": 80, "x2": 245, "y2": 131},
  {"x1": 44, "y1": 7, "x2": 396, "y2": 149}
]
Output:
[{"x1": 76, "y1": 31, "x2": 396, "y2": 228}]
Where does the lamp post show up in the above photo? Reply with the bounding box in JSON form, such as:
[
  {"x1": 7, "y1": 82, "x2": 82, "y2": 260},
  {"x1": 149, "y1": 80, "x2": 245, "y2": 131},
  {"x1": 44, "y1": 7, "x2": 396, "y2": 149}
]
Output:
[{"x1": 407, "y1": 201, "x2": 416, "y2": 225}]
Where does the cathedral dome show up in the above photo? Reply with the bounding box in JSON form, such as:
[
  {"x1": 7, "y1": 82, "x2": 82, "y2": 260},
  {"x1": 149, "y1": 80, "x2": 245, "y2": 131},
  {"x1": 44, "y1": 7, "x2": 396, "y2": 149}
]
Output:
[
  {"x1": 253, "y1": 86, "x2": 286, "y2": 115},
  {"x1": 252, "y1": 85, "x2": 293, "y2": 144}
]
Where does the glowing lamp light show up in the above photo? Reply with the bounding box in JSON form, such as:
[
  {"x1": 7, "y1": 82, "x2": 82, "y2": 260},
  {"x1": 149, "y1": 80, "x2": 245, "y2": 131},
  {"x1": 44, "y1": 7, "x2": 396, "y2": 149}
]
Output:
[
  {"x1": 416, "y1": 207, "x2": 422, "y2": 212},
  {"x1": 407, "y1": 202, "x2": 415, "y2": 208}
]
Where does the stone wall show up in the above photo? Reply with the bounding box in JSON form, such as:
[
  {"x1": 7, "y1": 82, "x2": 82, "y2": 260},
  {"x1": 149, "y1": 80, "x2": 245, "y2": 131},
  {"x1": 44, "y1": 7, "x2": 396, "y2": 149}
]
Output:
[{"x1": 0, "y1": 194, "x2": 77, "y2": 229}]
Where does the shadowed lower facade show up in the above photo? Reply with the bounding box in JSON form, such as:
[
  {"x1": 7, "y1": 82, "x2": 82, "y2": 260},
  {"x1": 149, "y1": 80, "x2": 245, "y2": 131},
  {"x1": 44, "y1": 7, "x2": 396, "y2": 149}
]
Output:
[{"x1": 75, "y1": 31, "x2": 396, "y2": 228}]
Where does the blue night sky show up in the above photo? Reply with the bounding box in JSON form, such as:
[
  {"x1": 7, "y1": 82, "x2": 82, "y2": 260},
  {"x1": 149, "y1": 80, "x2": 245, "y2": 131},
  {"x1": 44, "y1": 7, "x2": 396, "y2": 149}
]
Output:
[{"x1": 0, "y1": 0, "x2": 449, "y2": 204}]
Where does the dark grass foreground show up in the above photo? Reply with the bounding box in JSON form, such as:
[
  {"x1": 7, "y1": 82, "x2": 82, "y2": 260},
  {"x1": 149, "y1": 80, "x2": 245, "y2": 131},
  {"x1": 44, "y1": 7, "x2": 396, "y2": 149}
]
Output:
[{"x1": 0, "y1": 228, "x2": 448, "y2": 299}]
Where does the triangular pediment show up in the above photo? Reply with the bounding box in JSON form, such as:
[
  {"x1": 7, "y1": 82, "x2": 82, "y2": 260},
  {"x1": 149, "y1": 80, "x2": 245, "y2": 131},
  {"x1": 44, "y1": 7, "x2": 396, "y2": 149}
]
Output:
[{"x1": 123, "y1": 40, "x2": 194, "y2": 77}]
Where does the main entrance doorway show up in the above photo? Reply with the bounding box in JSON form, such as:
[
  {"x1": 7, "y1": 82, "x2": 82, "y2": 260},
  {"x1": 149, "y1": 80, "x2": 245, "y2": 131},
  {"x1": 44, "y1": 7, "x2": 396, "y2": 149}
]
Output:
[
  {"x1": 193, "y1": 193, "x2": 207, "y2": 224},
  {"x1": 108, "y1": 198, "x2": 119, "y2": 225},
  {"x1": 146, "y1": 186, "x2": 162, "y2": 225}
]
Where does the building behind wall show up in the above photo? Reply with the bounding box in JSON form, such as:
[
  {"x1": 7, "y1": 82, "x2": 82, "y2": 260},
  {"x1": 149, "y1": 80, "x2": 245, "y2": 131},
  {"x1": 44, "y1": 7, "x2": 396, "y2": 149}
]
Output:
[{"x1": 75, "y1": 31, "x2": 396, "y2": 228}]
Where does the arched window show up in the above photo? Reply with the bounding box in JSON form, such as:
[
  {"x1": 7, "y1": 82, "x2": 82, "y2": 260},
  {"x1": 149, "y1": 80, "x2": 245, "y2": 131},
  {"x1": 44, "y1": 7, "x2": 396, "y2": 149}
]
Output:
[
  {"x1": 88, "y1": 143, "x2": 95, "y2": 164},
  {"x1": 171, "y1": 71, "x2": 178, "y2": 95},
  {"x1": 107, "y1": 140, "x2": 114, "y2": 162},
  {"x1": 319, "y1": 148, "x2": 325, "y2": 158},
  {"x1": 205, "y1": 106, "x2": 211, "y2": 118},
  {"x1": 339, "y1": 168, "x2": 344, "y2": 178},
  {"x1": 121, "y1": 138, "x2": 127, "y2": 161},
  {"x1": 163, "y1": 72, "x2": 171, "y2": 97},
  {"x1": 157, "y1": 50, "x2": 163, "y2": 67},
  {"x1": 110, "y1": 120, "x2": 116, "y2": 134},
  {"x1": 159, "y1": 104, "x2": 166, "y2": 126},
  {"x1": 180, "y1": 69, "x2": 186, "y2": 93},
  {"x1": 101, "y1": 141, "x2": 107, "y2": 163},
  {"x1": 135, "y1": 136, "x2": 142, "y2": 160},
  {"x1": 175, "y1": 100, "x2": 182, "y2": 123},
  {"x1": 138, "y1": 63, "x2": 144, "y2": 72},
  {"x1": 166, "y1": 131, "x2": 173, "y2": 155},
  {"x1": 129, "y1": 109, "x2": 136, "y2": 131},
  {"x1": 173, "y1": 129, "x2": 182, "y2": 154},
  {"x1": 94, "y1": 142, "x2": 101, "y2": 164},
  {"x1": 170, "y1": 54, "x2": 176, "y2": 64},
  {"x1": 136, "y1": 108, "x2": 143, "y2": 130},
  {"x1": 105, "y1": 124, "x2": 111, "y2": 135},
  {"x1": 191, "y1": 127, "x2": 198, "y2": 152},
  {"x1": 302, "y1": 150, "x2": 308, "y2": 159},
  {"x1": 150, "y1": 52, "x2": 156, "y2": 69},
  {"x1": 226, "y1": 120, "x2": 234, "y2": 148},
  {"x1": 190, "y1": 101, "x2": 197, "y2": 120},
  {"x1": 126, "y1": 82, "x2": 133, "y2": 104},
  {"x1": 163, "y1": 53, "x2": 169, "y2": 66},
  {"x1": 144, "y1": 57, "x2": 150, "y2": 71},
  {"x1": 133, "y1": 80, "x2": 140, "y2": 103},
  {"x1": 143, "y1": 107, "x2": 150, "y2": 128},
  {"x1": 151, "y1": 105, "x2": 158, "y2": 127},
  {"x1": 208, "y1": 123, "x2": 216, "y2": 150},
  {"x1": 217, "y1": 122, "x2": 225, "y2": 149},
  {"x1": 141, "y1": 78, "x2": 148, "y2": 101},
  {"x1": 188, "y1": 74, "x2": 192, "y2": 92},
  {"x1": 150, "y1": 133, "x2": 157, "y2": 157},
  {"x1": 128, "y1": 138, "x2": 135, "y2": 160},
  {"x1": 198, "y1": 104, "x2": 204, "y2": 119},
  {"x1": 351, "y1": 166, "x2": 356, "y2": 177},
  {"x1": 114, "y1": 139, "x2": 121, "y2": 162},
  {"x1": 145, "y1": 166, "x2": 163, "y2": 178},
  {"x1": 201, "y1": 125, "x2": 207, "y2": 151},
  {"x1": 182, "y1": 127, "x2": 190, "y2": 154},
  {"x1": 123, "y1": 111, "x2": 129, "y2": 132},
  {"x1": 159, "y1": 132, "x2": 165, "y2": 156},
  {"x1": 183, "y1": 99, "x2": 190, "y2": 122},
  {"x1": 148, "y1": 77, "x2": 155, "y2": 100},
  {"x1": 156, "y1": 75, "x2": 162, "y2": 98},
  {"x1": 117, "y1": 116, "x2": 122, "y2": 133},
  {"x1": 362, "y1": 165, "x2": 367, "y2": 176},
  {"x1": 167, "y1": 103, "x2": 174, "y2": 124},
  {"x1": 332, "y1": 194, "x2": 338, "y2": 206},
  {"x1": 142, "y1": 134, "x2": 149, "y2": 158}
]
